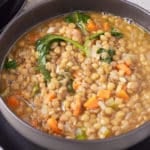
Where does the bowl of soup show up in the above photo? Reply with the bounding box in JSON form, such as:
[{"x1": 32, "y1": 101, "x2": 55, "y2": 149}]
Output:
[{"x1": 0, "y1": 0, "x2": 150, "y2": 150}]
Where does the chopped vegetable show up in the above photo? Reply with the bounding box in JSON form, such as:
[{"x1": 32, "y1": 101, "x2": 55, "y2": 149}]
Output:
[
  {"x1": 84, "y1": 31, "x2": 104, "y2": 56},
  {"x1": 32, "y1": 84, "x2": 40, "y2": 96},
  {"x1": 73, "y1": 100, "x2": 81, "y2": 117},
  {"x1": 73, "y1": 80, "x2": 79, "y2": 90},
  {"x1": 65, "y1": 12, "x2": 90, "y2": 34},
  {"x1": 87, "y1": 20, "x2": 98, "y2": 32},
  {"x1": 116, "y1": 89, "x2": 129, "y2": 100},
  {"x1": 97, "y1": 48, "x2": 116, "y2": 63},
  {"x1": 4, "y1": 58, "x2": 17, "y2": 69},
  {"x1": 36, "y1": 34, "x2": 87, "y2": 81},
  {"x1": 111, "y1": 28, "x2": 123, "y2": 38},
  {"x1": 47, "y1": 117, "x2": 62, "y2": 134},
  {"x1": 116, "y1": 63, "x2": 132, "y2": 75},
  {"x1": 49, "y1": 92, "x2": 57, "y2": 101},
  {"x1": 84, "y1": 96, "x2": 99, "y2": 109},
  {"x1": 67, "y1": 79, "x2": 75, "y2": 93},
  {"x1": 103, "y1": 22, "x2": 110, "y2": 31},
  {"x1": 97, "y1": 89, "x2": 111, "y2": 100},
  {"x1": 76, "y1": 129, "x2": 87, "y2": 140},
  {"x1": 7, "y1": 96, "x2": 20, "y2": 108},
  {"x1": 86, "y1": 31, "x2": 104, "y2": 40}
]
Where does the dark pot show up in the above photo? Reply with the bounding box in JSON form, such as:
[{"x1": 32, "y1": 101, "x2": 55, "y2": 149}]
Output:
[{"x1": 0, "y1": 0, "x2": 150, "y2": 150}]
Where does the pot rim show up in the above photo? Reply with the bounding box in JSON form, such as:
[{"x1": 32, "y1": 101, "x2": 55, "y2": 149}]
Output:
[{"x1": 0, "y1": 0, "x2": 150, "y2": 145}]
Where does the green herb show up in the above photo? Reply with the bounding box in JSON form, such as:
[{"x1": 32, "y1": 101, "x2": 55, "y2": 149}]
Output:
[
  {"x1": 76, "y1": 129, "x2": 87, "y2": 140},
  {"x1": 84, "y1": 31, "x2": 104, "y2": 56},
  {"x1": 32, "y1": 84, "x2": 40, "y2": 97},
  {"x1": 65, "y1": 12, "x2": 90, "y2": 34},
  {"x1": 87, "y1": 31, "x2": 104, "y2": 40},
  {"x1": 4, "y1": 59, "x2": 17, "y2": 69},
  {"x1": 96, "y1": 48, "x2": 116, "y2": 63},
  {"x1": 36, "y1": 34, "x2": 87, "y2": 82},
  {"x1": 111, "y1": 28, "x2": 123, "y2": 38},
  {"x1": 97, "y1": 48, "x2": 106, "y2": 54},
  {"x1": 67, "y1": 79, "x2": 75, "y2": 93}
]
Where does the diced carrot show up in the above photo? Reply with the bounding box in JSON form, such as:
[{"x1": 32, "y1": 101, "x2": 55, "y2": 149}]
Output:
[
  {"x1": 125, "y1": 59, "x2": 132, "y2": 67},
  {"x1": 87, "y1": 21, "x2": 98, "y2": 32},
  {"x1": 7, "y1": 96, "x2": 20, "y2": 108},
  {"x1": 97, "y1": 90, "x2": 111, "y2": 100},
  {"x1": 73, "y1": 100, "x2": 81, "y2": 117},
  {"x1": 116, "y1": 89, "x2": 129, "y2": 100},
  {"x1": 84, "y1": 96, "x2": 99, "y2": 109},
  {"x1": 116, "y1": 63, "x2": 132, "y2": 76},
  {"x1": 49, "y1": 92, "x2": 57, "y2": 101},
  {"x1": 73, "y1": 81, "x2": 80, "y2": 90},
  {"x1": 47, "y1": 117, "x2": 62, "y2": 134},
  {"x1": 103, "y1": 22, "x2": 110, "y2": 31}
]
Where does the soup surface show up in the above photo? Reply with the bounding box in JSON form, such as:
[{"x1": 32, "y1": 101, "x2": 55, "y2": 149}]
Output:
[{"x1": 0, "y1": 12, "x2": 150, "y2": 140}]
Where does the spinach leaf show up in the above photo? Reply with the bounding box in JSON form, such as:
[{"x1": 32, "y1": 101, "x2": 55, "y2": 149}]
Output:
[
  {"x1": 111, "y1": 28, "x2": 123, "y2": 38},
  {"x1": 4, "y1": 59, "x2": 17, "y2": 69},
  {"x1": 97, "y1": 48, "x2": 106, "y2": 54},
  {"x1": 87, "y1": 31, "x2": 104, "y2": 40},
  {"x1": 36, "y1": 34, "x2": 87, "y2": 81},
  {"x1": 96, "y1": 48, "x2": 116, "y2": 63},
  {"x1": 65, "y1": 12, "x2": 90, "y2": 34}
]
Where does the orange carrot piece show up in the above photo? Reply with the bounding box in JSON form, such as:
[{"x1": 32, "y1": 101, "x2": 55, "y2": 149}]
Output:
[
  {"x1": 116, "y1": 63, "x2": 132, "y2": 76},
  {"x1": 103, "y1": 22, "x2": 110, "y2": 31},
  {"x1": 49, "y1": 92, "x2": 57, "y2": 101},
  {"x1": 84, "y1": 96, "x2": 99, "y2": 109},
  {"x1": 73, "y1": 81, "x2": 79, "y2": 90},
  {"x1": 73, "y1": 100, "x2": 81, "y2": 117},
  {"x1": 97, "y1": 90, "x2": 111, "y2": 100},
  {"x1": 116, "y1": 89, "x2": 129, "y2": 100},
  {"x1": 87, "y1": 21, "x2": 98, "y2": 32},
  {"x1": 47, "y1": 117, "x2": 62, "y2": 134},
  {"x1": 7, "y1": 96, "x2": 20, "y2": 108},
  {"x1": 125, "y1": 59, "x2": 132, "y2": 67}
]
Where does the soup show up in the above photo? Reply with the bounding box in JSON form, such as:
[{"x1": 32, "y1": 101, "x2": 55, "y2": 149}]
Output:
[{"x1": 0, "y1": 12, "x2": 150, "y2": 140}]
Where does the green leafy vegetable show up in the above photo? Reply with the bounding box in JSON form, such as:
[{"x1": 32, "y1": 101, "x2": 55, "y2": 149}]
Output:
[
  {"x1": 97, "y1": 48, "x2": 116, "y2": 63},
  {"x1": 67, "y1": 78, "x2": 75, "y2": 93},
  {"x1": 65, "y1": 12, "x2": 90, "y2": 34},
  {"x1": 76, "y1": 129, "x2": 87, "y2": 140},
  {"x1": 32, "y1": 84, "x2": 40, "y2": 97},
  {"x1": 84, "y1": 31, "x2": 105, "y2": 56},
  {"x1": 36, "y1": 34, "x2": 87, "y2": 82},
  {"x1": 86, "y1": 31, "x2": 104, "y2": 40},
  {"x1": 111, "y1": 28, "x2": 123, "y2": 38},
  {"x1": 4, "y1": 59, "x2": 17, "y2": 69}
]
